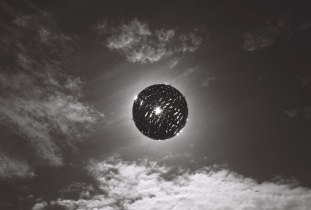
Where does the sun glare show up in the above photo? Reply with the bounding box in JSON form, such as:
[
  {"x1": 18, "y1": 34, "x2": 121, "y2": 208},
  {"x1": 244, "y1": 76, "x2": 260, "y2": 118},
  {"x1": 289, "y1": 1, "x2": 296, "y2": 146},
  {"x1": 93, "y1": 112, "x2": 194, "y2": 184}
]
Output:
[{"x1": 154, "y1": 107, "x2": 162, "y2": 115}]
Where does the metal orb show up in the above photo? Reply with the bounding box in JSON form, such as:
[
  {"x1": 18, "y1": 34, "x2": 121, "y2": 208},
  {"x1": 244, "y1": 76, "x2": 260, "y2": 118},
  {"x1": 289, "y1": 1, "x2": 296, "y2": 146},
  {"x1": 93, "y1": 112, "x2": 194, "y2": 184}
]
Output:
[{"x1": 132, "y1": 84, "x2": 188, "y2": 140}]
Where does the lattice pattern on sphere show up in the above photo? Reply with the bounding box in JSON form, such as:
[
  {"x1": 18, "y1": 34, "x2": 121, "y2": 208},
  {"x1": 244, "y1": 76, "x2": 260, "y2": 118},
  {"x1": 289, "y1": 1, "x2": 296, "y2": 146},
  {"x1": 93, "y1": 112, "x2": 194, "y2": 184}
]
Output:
[{"x1": 132, "y1": 84, "x2": 188, "y2": 140}]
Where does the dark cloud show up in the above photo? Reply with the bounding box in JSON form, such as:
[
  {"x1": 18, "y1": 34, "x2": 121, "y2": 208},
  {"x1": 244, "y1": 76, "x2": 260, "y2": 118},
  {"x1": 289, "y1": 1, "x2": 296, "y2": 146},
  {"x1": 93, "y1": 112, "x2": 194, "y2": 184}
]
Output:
[
  {"x1": 93, "y1": 19, "x2": 207, "y2": 63},
  {"x1": 33, "y1": 156, "x2": 311, "y2": 209},
  {"x1": 0, "y1": 2, "x2": 103, "y2": 179}
]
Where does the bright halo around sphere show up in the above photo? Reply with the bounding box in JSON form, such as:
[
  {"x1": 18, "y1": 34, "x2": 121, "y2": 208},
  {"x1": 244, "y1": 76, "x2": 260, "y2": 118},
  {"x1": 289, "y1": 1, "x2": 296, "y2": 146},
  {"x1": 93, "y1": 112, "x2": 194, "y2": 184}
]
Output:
[{"x1": 132, "y1": 84, "x2": 188, "y2": 140}]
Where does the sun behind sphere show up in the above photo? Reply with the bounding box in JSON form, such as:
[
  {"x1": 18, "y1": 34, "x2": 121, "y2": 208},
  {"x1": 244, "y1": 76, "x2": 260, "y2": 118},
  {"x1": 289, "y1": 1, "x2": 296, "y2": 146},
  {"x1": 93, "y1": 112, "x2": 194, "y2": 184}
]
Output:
[{"x1": 132, "y1": 84, "x2": 188, "y2": 140}]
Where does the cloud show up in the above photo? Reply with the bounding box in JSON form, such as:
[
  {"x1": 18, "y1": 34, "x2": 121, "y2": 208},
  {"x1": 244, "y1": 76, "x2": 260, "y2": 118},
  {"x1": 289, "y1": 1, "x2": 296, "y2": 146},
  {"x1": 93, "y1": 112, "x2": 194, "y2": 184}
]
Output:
[
  {"x1": 287, "y1": 22, "x2": 311, "y2": 40},
  {"x1": 0, "y1": 153, "x2": 34, "y2": 179},
  {"x1": 297, "y1": 74, "x2": 311, "y2": 86},
  {"x1": 243, "y1": 16, "x2": 291, "y2": 51},
  {"x1": 32, "y1": 201, "x2": 48, "y2": 210},
  {"x1": 168, "y1": 57, "x2": 180, "y2": 69},
  {"x1": 34, "y1": 156, "x2": 311, "y2": 210},
  {"x1": 94, "y1": 19, "x2": 207, "y2": 63},
  {"x1": 201, "y1": 76, "x2": 216, "y2": 88},
  {"x1": 285, "y1": 109, "x2": 299, "y2": 118},
  {"x1": 59, "y1": 182, "x2": 97, "y2": 200},
  {"x1": 303, "y1": 107, "x2": 311, "y2": 121},
  {"x1": 0, "y1": 2, "x2": 103, "y2": 179},
  {"x1": 243, "y1": 16, "x2": 311, "y2": 51},
  {"x1": 297, "y1": 22, "x2": 311, "y2": 31},
  {"x1": 285, "y1": 107, "x2": 311, "y2": 121}
]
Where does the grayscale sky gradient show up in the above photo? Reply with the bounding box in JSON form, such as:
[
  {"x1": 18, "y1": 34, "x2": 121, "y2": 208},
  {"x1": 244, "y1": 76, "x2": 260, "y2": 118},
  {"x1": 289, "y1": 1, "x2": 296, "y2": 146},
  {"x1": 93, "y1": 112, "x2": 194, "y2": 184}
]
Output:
[{"x1": 1, "y1": 0, "x2": 311, "y2": 209}]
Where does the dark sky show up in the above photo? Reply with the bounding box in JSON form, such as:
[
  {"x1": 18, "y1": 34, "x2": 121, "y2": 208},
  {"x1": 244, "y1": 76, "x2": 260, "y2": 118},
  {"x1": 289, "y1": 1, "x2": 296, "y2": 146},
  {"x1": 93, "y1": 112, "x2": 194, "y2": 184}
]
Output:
[{"x1": 1, "y1": 0, "x2": 311, "y2": 209}]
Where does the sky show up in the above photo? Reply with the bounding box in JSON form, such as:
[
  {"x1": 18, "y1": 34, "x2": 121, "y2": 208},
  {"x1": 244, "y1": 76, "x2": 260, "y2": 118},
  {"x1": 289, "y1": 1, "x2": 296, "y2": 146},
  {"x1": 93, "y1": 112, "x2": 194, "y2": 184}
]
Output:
[{"x1": 0, "y1": 0, "x2": 311, "y2": 209}]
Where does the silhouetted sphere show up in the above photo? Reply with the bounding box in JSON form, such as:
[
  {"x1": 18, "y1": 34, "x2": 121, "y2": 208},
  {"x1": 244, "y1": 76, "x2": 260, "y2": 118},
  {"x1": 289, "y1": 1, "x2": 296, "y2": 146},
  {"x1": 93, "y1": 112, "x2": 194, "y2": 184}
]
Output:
[{"x1": 132, "y1": 84, "x2": 188, "y2": 140}]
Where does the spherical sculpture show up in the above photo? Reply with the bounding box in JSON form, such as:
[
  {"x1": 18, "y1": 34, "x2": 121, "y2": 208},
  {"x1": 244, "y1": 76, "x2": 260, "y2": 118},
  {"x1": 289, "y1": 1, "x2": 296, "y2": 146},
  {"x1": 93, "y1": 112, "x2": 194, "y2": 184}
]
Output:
[{"x1": 132, "y1": 84, "x2": 188, "y2": 140}]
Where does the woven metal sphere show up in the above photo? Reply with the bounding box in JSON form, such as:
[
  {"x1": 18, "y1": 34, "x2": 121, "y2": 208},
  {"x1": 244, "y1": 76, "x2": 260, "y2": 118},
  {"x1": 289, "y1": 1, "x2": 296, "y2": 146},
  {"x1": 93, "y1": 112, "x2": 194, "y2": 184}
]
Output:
[{"x1": 132, "y1": 84, "x2": 188, "y2": 140}]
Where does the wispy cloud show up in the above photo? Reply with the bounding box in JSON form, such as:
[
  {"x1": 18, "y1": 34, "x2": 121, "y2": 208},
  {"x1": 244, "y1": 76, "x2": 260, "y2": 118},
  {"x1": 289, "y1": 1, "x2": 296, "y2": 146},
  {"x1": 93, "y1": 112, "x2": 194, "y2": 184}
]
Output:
[
  {"x1": 303, "y1": 107, "x2": 311, "y2": 121},
  {"x1": 0, "y1": 2, "x2": 103, "y2": 179},
  {"x1": 297, "y1": 73, "x2": 311, "y2": 86},
  {"x1": 244, "y1": 16, "x2": 311, "y2": 52},
  {"x1": 34, "y1": 156, "x2": 311, "y2": 209},
  {"x1": 0, "y1": 153, "x2": 34, "y2": 179},
  {"x1": 285, "y1": 109, "x2": 299, "y2": 118},
  {"x1": 201, "y1": 76, "x2": 216, "y2": 88},
  {"x1": 285, "y1": 107, "x2": 311, "y2": 121},
  {"x1": 168, "y1": 57, "x2": 181, "y2": 69},
  {"x1": 93, "y1": 19, "x2": 207, "y2": 63},
  {"x1": 243, "y1": 16, "x2": 291, "y2": 51}
]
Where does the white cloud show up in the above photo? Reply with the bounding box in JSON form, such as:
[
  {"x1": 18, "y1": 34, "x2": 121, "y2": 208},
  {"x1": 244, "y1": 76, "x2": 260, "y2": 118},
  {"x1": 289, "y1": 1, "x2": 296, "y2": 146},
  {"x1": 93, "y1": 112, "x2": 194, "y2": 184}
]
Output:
[
  {"x1": 0, "y1": 2, "x2": 103, "y2": 179},
  {"x1": 36, "y1": 157, "x2": 311, "y2": 210},
  {"x1": 32, "y1": 201, "x2": 48, "y2": 210},
  {"x1": 94, "y1": 19, "x2": 207, "y2": 63}
]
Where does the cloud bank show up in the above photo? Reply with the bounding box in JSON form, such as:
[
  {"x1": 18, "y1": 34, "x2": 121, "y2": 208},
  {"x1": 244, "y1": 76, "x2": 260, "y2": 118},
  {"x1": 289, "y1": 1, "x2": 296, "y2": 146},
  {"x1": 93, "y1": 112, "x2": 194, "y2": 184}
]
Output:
[
  {"x1": 0, "y1": 2, "x2": 103, "y2": 179},
  {"x1": 94, "y1": 19, "x2": 207, "y2": 63},
  {"x1": 34, "y1": 156, "x2": 311, "y2": 210}
]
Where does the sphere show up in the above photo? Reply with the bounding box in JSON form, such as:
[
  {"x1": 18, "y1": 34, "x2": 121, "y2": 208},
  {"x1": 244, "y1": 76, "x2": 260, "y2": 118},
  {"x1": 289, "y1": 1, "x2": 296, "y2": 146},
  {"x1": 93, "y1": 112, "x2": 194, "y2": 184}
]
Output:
[{"x1": 132, "y1": 84, "x2": 188, "y2": 140}]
